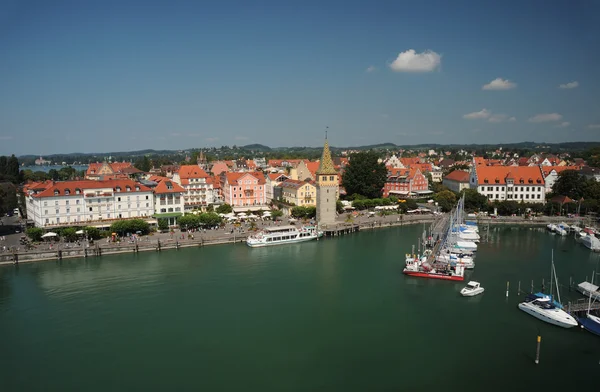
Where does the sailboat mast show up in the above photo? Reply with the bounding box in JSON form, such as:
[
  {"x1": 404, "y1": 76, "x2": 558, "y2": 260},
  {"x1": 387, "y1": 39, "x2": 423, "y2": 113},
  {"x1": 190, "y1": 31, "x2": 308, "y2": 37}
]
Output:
[
  {"x1": 587, "y1": 270, "x2": 595, "y2": 315},
  {"x1": 554, "y1": 261, "x2": 562, "y2": 305},
  {"x1": 549, "y1": 250, "x2": 553, "y2": 298}
]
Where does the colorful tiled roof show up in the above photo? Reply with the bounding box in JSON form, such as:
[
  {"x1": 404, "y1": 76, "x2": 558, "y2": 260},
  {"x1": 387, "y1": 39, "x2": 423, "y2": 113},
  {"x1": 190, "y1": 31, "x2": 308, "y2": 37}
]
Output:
[
  {"x1": 475, "y1": 166, "x2": 544, "y2": 185},
  {"x1": 541, "y1": 166, "x2": 579, "y2": 176},
  {"x1": 32, "y1": 179, "x2": 152, "y2": 198},
  {"x1": 444, "y1": 170, "x2": 470, "y2": 182},
  {"x1": 316, "y1": 139, "x2": 337, "y2": 175},
  {"x1": 154, "y1": 179, "x2": 185, "y2": 194},
  {"x1": 177, "y1": 165, "x2": 209, "y2": 179}
]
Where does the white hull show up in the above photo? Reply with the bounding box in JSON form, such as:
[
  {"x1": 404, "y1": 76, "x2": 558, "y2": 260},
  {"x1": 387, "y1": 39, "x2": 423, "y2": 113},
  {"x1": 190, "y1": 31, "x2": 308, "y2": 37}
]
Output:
[
  {"x1": 461, "y1": 287, "x2": 484, "y2": 296},
  {"x1": 247, "y1": 235, "x2": 318, "y2": 247},
  {"x1": 452, "y1": 240, "x2": 478, "y2": 251},
  {"x1": 581, "y1": 235, "x2": 600, "y2": 251},
  {"x1": 518, "y1": 302, "x2": 578, "y2": 328}
]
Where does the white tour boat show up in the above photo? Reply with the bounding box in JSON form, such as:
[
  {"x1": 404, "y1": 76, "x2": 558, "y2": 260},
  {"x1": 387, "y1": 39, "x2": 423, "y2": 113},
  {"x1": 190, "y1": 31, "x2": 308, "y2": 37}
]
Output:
[
  {"x1": 577, "y1": 281, "x2": 600, "y2": 302},
  {"x1": 460, "y1": 281, "x2": 484, "y2": 297},
  {"x1": 246, "y1": 225, "x2": 322, "y2": 247}
]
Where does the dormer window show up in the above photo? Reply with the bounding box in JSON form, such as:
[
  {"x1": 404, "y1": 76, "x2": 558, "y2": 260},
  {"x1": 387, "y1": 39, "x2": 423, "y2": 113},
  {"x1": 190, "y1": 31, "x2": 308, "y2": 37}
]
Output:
[
  {"x1": 483, "y1": 178, "x2": 488, "y2": 184},
  {"x1": 126, "y1": 186, "x2": 131, "y2": 192},
  {"x1": 135, "y1": 186, "x2": 140, "y2": 191},
  {"x1": 519, "y1": 179, "x2": 524, "y2": 184},
  {"x1": 528, "y1": 178, "x2": 533, "y2": 184},
  {"x1": 116, "y1": 187, "x2": 121, "y2": 192},
  {"x1": 494, "y1": 178, "x2": 499, "y2": 184},
  {"x1": 54, "y1": 190, "x2": 59, "y2": 196},
  {"x1": 65, "y1": 189, "x2": 70, "y2": 195},
  {"x1": 75, "y1": 188, "x2": 80, "y2": 194}
]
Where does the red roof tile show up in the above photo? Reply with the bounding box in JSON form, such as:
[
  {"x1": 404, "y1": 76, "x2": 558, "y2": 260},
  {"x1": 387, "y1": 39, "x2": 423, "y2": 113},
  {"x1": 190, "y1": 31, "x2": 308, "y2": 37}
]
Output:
[
  {"x1": 475, "y1": 166, "x2": 544, "y2": 185},
  {"x1": 444, "y1": 170, "x2": 470, "y2": 182}
]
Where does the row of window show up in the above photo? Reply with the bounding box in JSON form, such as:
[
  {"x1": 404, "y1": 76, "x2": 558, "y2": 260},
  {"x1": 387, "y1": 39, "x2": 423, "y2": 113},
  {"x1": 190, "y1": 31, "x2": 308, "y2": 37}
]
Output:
[
  {"x1": 482, "y1": 186, "x2": 543, "y2": 192},
  {"x1": 485, "y1": 193, "x2": 542, "y2": 200}
]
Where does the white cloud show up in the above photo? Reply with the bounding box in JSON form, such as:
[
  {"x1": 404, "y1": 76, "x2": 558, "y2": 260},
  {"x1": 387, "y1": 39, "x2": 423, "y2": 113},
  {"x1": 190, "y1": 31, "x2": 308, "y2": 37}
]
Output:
[
  {"x1": 559, "y1": 81, "x2": 579, "y2": 89},
  {"x1": 366, "y1": 65, "x2": 376, "y2": 73},
  {"x1": 555, "y1": 122, "x2": 570, "y2": 128},
  {"x1": 234, "y1": 136, "x2": 249, "y2": 141},
  {"x1": 528, "y1": 113, "x2": 563, "y2": 123},
  {"x1": 588, "y1": 124, "x2": 600, "y2": 129},
  {"x1": 508, "y1": 117, "x2": 516, "y2": 122},
  {"x1": 463, "y1": 109, "x2": 491, "y2": 119},
  {"x1": 389, "y1": 49, "x2": 441, "y2": 72},
  {"x1": 482, "y1": 78, "x2": 517, "y2": 90},
  {"x1": 488, "y1": 114, "x2": 508, "y2": 123}
]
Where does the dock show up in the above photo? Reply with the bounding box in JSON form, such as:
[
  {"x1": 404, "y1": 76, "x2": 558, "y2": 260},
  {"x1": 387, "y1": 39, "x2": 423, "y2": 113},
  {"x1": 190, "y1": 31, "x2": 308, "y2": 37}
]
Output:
[{"x1": 564, "y1": 300, "x2": 600, "y2": 313}]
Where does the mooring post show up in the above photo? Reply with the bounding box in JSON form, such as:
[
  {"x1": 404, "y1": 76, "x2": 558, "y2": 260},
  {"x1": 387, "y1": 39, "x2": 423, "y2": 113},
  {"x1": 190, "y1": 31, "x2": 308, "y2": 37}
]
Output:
[
  {"x1": 535, "y1": 335, "x2": 541, "y2": 364},
  {"x1": 506, "y1": 281, "x2": 509, "y2": 298},
  {"x1": 518, "y1": 281, "x2": 521, "y2": 295},
  {"x1": 542, "y1": 278, "x2": 545, "y2": 293},
  {"x1": 531, "y1": 280, "x2": 534, "y2": 294},
  {"x1": 569, "y1": 276, "x2": 572, "y2": 292}
]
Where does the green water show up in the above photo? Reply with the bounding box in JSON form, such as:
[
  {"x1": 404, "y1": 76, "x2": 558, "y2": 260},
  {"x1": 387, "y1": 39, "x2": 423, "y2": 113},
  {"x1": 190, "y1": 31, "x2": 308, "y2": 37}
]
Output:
[{"x1": 1, "y1": 226, "x2": 599, "y2": 391}]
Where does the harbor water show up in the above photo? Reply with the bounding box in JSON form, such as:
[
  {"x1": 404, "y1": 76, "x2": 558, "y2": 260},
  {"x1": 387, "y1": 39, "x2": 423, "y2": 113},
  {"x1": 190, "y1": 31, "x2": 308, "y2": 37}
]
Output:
[{"x1": 1, "y1": 225, "x2": 599, "y2": 391}]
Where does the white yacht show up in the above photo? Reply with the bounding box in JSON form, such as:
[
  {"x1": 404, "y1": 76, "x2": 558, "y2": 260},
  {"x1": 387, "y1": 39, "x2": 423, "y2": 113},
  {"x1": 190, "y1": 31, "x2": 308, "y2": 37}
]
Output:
[
  {"x1": 460, "y1": 281, "x2": 484, "y2": 297},
  {"x1": 518, "y1": 296, "x2": 578, "y2": 328},
  {"x1": 581, "y1": 235, "x2": 600, "y2": 251},
  {"x1": 246, "y1": 225, "x2": 322, "y2": 247}
]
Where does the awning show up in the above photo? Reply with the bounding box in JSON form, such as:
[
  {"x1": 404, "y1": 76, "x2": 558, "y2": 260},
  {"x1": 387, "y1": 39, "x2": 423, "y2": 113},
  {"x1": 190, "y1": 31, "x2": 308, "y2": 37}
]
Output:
[
  {"x1": 389, "y1": 191, "x2": 409, "y2": 195},
  {"x1": 153, "y1": 212, "x2": 183, "y2": 218},
  {"x1": 415, "y1": 190, "x2": 434, "y2": 194}
]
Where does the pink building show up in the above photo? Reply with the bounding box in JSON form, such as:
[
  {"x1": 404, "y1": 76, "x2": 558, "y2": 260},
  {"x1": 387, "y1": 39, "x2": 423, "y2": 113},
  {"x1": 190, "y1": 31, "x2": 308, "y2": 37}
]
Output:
[{"x1": 223, "y1": 172, "x2": 267, "y2": 208}]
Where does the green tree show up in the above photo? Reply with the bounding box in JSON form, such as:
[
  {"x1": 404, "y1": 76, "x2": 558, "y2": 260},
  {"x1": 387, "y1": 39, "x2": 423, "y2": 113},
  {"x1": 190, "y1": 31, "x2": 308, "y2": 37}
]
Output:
[
  {"x1": 158, "y1": 218, "x2": 169, "y2": 231},
  {"x1": 496, "y1": 200, "x2": 519, "y2": 216},
  {"x1": 84, "y1": 226, "x2": 101, "y2": 240},
  {"x1": 434, "y1": 190, "x2": 457, "y2": 212},
  {"x1": 110, "y1": 219, "x2": 150, "y2": 236},
  {"x1": 216, "y1": 203, "x2": 233, "y2": 214},
  {"x1": 342, "y1": 151, "x2": 388, "y2": 199},
  {"x1": 0, "y1": 183, "x2": 18, "y2": 215},
  {"x1": 48, "y1": 169, "x2": 59, "y2": 181},
  {"x1": 60, "y1": 227, "x2": 78, "y2": 242},
  {"x1": 198, "y1": 212, "x2": 222, "y2": 227},
  {"x1": 461, "y1": 188, "x2": 489, "y2": 212},
  {"x1": 26, "y1": 227, "x2": 44, "y2": 242},
  {"x1": 178, "y1": 214, "x2": 201, "y2": 229},
  {"x1": 552, "y1": 170, "x2": 587, "y2": 199},
  {"x1": 271, "y1": 210, "x2": 283, "y2": 221},
  {"x1": 336, "y1": 200, "x2": 344, "y2": 214},
  {"x1": 134, "y1": 156, "x2": 151, "y2": 172}
]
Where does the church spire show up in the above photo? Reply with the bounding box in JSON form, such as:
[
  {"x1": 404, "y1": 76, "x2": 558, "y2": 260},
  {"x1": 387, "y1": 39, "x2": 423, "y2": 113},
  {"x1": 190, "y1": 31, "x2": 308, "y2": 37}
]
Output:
[{"x1": 316, "y1": 135, "x2": 337, "y2": 175}]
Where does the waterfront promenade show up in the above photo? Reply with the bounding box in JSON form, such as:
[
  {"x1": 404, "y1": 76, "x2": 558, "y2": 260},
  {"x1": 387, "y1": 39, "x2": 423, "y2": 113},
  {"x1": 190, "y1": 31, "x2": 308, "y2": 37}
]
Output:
[{"x1": 0, "y1": 213, "x2": 587, "y2": 265}]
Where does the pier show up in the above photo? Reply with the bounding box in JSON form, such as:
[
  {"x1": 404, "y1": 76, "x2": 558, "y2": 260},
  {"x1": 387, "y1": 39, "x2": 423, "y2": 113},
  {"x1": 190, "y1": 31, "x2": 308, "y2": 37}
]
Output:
[{"x1": 564, "y1": 300, "x2": 600, "y2": 314}]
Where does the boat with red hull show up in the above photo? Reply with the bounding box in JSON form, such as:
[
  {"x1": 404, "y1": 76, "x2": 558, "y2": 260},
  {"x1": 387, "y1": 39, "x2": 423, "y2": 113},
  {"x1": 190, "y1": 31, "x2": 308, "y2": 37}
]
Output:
[
  {"x1": 403, "y1": 252, "x2": 465, "y2": 281},
  {"x1": 403, "y1": 270, "x2": 464, "y2": 281}
]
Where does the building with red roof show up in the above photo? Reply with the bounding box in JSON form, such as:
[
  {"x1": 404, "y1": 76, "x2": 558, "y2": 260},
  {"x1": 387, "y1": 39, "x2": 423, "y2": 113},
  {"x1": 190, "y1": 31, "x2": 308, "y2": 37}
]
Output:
[
  {"x1": 25, "y1": 179, "x2": 154, "y2": 228},
  {"x1": 223, "y1": 171, "x2": 267, "y2": 211},
  {"x1": 471, "y1": 165, "x2": 545, "y2": 203},
  {"x1": 86, "y1": 161, "x2": 139, "y2": 180},
  {"x1": 279, "y1": 179, "x2": 316, "y2": 207},
  {"x1": 382, "y1": 168, "x2": 430, "y2": 198},
  {"x1": 541, "y1": 166, "x2": 580, "y2": 193},
  {"x1": 442, "y1": 170, "x2": 471, "y2": 193},
  {"x1": 173, "y1": 165, "x2": 216, "y2": 210}
]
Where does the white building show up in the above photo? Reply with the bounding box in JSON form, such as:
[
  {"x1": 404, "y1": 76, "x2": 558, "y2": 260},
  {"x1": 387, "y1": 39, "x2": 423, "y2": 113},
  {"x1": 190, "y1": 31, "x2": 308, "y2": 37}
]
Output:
[
  {"x1": 265, "y1": 173, "x2": 289, "y2": 203},
  {"x1": 152, "y1": 178, "x2": 186, "y2": 226},
  {"x1": 541, "y1": 166, "x2": 580, "y2": 193},
  {"x1": 470, "y1": 165, "x2": 546, "y2": 203},
  {"x1": 385, "y1": 154, "x2": 402, "y2": 168},
  {"x1": 25, "y1": 179, "x2": 154, "y2": 228},
  {"x1": 442, "y1": 170, "x2": 470, "y2": 193},
  {"x1": 173, "y1": 165, "x2": 216, "y2": 211}
]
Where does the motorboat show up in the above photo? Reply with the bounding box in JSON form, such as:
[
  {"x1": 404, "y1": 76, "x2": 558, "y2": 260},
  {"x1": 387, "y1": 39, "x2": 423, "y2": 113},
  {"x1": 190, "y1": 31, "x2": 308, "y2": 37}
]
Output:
[
  {"x1": 577, "y1": 281, "x2": 600, "y2": 302},
  {"x1": 451, "y1": 240, "x2": 478, "y2": 252},
  {"x1": 460, "y1": 281, "x2": 484, "y2": 297},
  {"x1": 437, "y1": 253, "x2": 475, "y2": 269},
  {"x1": 518, "y1": 295, "x2": 578, "y2": 328},
  {"x1": 246, "y1": 225, "x2": 322, "y2": 247},
  {"x1": 547, "y1": 224, "x2": 557, "y2": 232},
  {"x1": 555, "y1": 227, "x2": 568, "y2": 236},
  {"x1": 578, "y1": 272, "x2": 600, "y2": 336},
  {"x1": 581, "y1": 235, "x2": 600, "y2": 251}
]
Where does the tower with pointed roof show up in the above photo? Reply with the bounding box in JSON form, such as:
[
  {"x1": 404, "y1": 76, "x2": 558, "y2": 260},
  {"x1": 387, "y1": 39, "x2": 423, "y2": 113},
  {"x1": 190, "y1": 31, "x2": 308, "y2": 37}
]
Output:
[{"x1": 316, "y1": 136, "x2": 339, "y2": 228}]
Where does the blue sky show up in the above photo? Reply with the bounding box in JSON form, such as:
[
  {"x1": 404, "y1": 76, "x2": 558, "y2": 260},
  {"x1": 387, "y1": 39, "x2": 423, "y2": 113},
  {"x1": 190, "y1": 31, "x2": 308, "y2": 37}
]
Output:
[{"x1": 1, "y1": 0, "x2": 599, "y2": 155}]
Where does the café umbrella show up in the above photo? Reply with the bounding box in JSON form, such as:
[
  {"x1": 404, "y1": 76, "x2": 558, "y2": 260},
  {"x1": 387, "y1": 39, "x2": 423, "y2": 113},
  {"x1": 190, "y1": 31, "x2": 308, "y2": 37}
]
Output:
[{"x1": 41, "y1": 232, "x2": 58, "y2": 238}]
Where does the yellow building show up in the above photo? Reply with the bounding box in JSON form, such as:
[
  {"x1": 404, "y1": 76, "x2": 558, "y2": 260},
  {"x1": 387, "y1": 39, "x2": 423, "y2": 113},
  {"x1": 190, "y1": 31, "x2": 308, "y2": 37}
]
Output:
[{"x1": 279, "y1": 179, "x2": 316, "y2": 206}]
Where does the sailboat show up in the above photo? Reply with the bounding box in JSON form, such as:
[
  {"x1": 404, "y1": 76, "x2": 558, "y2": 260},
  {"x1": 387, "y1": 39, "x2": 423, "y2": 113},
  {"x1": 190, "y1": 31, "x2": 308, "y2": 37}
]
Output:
[
  {"x1": 518, "y1": 251, "x2": 578, "y2": 328},
  {"x1": 578, "y1": 271, "x2": 600, "y2": 336}
]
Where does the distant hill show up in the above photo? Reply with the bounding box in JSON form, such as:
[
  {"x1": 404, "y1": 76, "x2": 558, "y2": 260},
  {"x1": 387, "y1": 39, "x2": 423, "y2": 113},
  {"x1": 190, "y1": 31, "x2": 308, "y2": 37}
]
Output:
[
  {"x1": 242, "y1": 144, "x2": 272, "y2": 152},
  {"x1": 17, "y1": 141, "x2": 600, "y2": 160}
]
